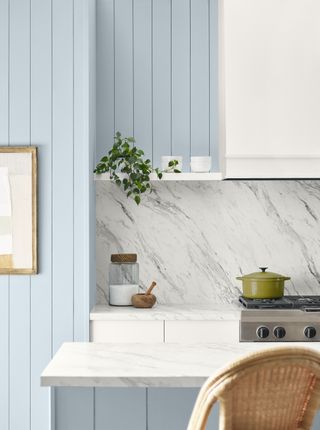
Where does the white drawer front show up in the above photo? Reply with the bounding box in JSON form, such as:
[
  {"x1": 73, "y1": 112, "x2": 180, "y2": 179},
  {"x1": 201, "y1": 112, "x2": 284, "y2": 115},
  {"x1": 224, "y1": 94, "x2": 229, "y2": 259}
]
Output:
[
  {"x1": 165, "y1": 321, "x2": 239, "y2": 343},
  {"x1": 90, "y1": 320, "x2": 164, "y2": 343}
]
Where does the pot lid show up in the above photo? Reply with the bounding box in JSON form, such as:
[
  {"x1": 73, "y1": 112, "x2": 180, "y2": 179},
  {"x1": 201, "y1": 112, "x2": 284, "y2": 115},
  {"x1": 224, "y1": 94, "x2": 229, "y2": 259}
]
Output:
[{"x1": 237, "y1": 267, "x2": 290, "y2": 281}]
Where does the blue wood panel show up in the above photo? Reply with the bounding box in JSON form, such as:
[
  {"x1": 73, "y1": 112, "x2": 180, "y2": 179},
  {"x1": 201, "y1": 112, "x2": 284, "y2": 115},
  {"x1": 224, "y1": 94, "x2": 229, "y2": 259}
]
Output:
[
  {"x1": 148, "y1": 388, "x2": 198, "y2": 430},
  {"x1": 209, "y1": 0, "x2": 219, "y2": 171},
  {"x1": 133, "y1": 0, "x2": 152, "y2": 161},
  {"x1": 172, "y1": 0, "x2": 191, "y2": 171},
  {"x1": 30, "y1": 0, "x2": 52, "y2": 429},
  {"x1": 52, "y1": 0, "x2": 75, "y2": 352},
  {"x1": 95, "y1": 388, "x2": 147, "y2": 430},
  {"x1": 0, "y1": 276, "x2": 9, "y2": 429},
  {"x1": 0, "y1": 1, "x2": 94, "y2": 429},
  {"x1": 96, "y1": 0, "x2": 115, "y2": 160},
  {"x1": 96, "y1": 0, "x2": 221, "y2": 171},
  {"x1": 73, "y1": 0, "x2": 93, "y2": 342},
  {"x1": 55, "y1": 388, "x2": 94, "y2": 430},
  {"x1": 115, "y1": 0, "x2": 134, "y2": 136},
  {"x1": 148, "y1": 388, "x2": 219, "y2": 430},
  {"x1": 190, "y1": 0, "x2": 210, "y2": 156},
  {"x1": 9, "y1": 1, "x2": 31, "y2": 429},
  {"x1": 152, "y1": 0, "x2": 171, "y2": 169},
  {"x1": 0, "y1": 2, "x2": 9, "y2": 428},
  {"x1": 9, "y1": 274, "x2": 31, "y2": 430},
  {"x1": 0, "y1": 0, "x2": 9, "y2": 145}
]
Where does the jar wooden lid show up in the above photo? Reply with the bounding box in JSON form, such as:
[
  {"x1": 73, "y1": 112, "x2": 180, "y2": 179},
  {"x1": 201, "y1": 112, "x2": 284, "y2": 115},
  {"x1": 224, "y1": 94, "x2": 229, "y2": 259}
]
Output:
[{"x1": 111, "y1": 253, "x2": 137, "y2": 263}]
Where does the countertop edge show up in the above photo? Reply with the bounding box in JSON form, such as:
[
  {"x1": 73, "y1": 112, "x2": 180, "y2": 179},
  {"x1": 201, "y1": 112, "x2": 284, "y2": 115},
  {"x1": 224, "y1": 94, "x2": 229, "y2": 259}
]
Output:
[{"x1": 90, "y1": 304, "x2": 241, "y2": 321}]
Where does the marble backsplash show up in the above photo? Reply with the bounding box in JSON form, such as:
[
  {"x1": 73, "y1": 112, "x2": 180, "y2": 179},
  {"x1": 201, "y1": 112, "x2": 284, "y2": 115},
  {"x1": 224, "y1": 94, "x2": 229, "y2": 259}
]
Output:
[{"x1": 96, "y1": 180, "x2": 320, "y2": 304}]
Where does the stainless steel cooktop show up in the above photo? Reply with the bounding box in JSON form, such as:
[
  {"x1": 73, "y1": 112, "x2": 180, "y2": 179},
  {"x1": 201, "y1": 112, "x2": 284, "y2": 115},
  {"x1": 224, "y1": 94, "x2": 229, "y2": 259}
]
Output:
[{"x1": 239, "y1": 296, "x2": 320, "y2": 342}]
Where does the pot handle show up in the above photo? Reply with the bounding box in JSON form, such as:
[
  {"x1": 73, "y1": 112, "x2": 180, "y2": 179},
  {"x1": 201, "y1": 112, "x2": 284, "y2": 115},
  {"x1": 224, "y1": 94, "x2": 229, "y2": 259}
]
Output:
[
  {"x1": 259, "y1": 267, "x2": 268, "y2": 272},
  {"x1": 236, "y1": 276, "x2": 243, "y2": 280}
]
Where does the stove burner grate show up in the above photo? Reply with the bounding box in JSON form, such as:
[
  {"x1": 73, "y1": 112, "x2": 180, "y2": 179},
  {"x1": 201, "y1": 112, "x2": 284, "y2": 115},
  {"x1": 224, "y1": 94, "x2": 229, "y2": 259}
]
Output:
[{"x1": 239, "y1": 295, "x2": 320, "y2": 310}]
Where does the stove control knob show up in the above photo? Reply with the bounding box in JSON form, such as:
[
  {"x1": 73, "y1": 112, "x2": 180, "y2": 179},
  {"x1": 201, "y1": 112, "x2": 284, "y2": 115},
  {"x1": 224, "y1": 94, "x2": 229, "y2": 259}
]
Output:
[
  {"x1": 274, "y1": 326, "x2": 286, "y2": 339},
  {"x1": 304, "y1": 326, "x2": 316, "y2": 339},
  {"x1": 257, "y1": 326, "x2": 269, "y2": 339}
]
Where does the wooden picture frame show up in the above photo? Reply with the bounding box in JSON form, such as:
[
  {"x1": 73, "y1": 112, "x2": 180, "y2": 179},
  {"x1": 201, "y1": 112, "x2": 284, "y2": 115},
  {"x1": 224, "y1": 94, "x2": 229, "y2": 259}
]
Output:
[{"x1": 0, "y1": 146, "x2": 37, "y2": 274}]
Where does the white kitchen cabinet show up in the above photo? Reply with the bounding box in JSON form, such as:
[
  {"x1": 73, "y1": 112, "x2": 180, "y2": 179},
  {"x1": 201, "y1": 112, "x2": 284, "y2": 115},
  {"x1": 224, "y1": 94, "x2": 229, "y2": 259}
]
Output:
[
  {"x1": 90, "y1": 305, "x2": 241, "y2": 344},
  {"x1": 90, "y1": 320, "x2": 164, "y2": 343},
  {"x1": 165, "y1": 321, "x2": 238, "y2": 344},
  {"x1": 220, "y1": 0, "x2": 320, "y2": 178}
]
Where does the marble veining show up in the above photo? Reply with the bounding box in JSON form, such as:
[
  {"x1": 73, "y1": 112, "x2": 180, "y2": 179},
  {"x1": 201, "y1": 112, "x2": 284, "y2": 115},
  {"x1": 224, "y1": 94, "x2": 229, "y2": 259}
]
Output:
[
  {"x1": 41, "y1": 342, "x2": 320, "y2": 387},
  {"x1": 96, "y1": 181, "x2": 320, "y2": 304}
]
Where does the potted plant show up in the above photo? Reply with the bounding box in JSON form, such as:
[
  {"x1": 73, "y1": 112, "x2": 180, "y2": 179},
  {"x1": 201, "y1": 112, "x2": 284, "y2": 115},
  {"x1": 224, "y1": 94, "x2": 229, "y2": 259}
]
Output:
[{"x1": 94, "y1": 132, "x2": 180, "y2": 205}]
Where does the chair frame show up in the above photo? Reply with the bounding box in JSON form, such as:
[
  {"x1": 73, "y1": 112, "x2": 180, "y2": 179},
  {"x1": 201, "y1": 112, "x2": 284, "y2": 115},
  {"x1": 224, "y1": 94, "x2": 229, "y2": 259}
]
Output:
[{"x1": 188, "y1": 347, "x2": 320, "y2": 430}]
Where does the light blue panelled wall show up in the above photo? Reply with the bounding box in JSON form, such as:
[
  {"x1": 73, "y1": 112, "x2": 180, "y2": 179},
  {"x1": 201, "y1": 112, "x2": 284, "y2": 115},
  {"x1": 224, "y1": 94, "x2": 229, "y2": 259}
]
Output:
[
  {"x1": 96, "y1": 0, "x2": 220, "y2": 171},
  {"x1": 0, "y1": 0, "x2": 95, "y2": 430}
]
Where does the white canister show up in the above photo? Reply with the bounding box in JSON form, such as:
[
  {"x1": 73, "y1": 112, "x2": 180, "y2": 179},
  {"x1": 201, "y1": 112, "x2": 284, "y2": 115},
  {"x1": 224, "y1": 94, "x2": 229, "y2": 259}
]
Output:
[
  {"x1": 109, "y1": 284, "x2": 139, "y2": 306},
  {"x1": 161, "y1": 156, "x2": 183, "y2": 172},
  {"x1": 190, "y1": 156, "x2": 212, "y2": 173}
]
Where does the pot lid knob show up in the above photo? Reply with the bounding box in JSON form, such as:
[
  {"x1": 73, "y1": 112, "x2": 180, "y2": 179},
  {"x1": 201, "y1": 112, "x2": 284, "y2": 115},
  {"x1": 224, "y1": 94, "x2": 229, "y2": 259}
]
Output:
[{"x1": 259, "y1": 267, "x2": 268, "y2": 272}]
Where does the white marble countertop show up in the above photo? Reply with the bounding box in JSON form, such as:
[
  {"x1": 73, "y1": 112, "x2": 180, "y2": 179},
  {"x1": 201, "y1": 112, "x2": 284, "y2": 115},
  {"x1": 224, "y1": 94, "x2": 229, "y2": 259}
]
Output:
[
  {"x1": 41, "y1": 341, "x2": 320, "y2": 388},
  {"x1": 90, "y1": 303, "x2": 241, "y2": 321}
]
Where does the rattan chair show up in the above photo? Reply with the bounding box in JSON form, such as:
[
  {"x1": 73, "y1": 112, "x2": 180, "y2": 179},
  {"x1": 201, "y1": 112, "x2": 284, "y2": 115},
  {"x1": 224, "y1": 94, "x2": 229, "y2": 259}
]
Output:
[{"x1": 188, "y1": 347, "x2": 320, "y2": 430}]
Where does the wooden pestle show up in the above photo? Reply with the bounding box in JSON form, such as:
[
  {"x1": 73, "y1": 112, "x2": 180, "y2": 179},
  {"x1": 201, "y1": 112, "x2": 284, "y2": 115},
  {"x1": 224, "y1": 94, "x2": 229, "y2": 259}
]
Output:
[{"x1": 145, "y1": 281, "x2": 157, "y2": 295}]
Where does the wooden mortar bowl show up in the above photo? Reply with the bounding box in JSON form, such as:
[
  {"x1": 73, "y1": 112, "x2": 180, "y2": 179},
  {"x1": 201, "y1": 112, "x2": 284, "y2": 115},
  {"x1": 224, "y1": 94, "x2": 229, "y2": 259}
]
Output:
[{"x1": 131, "y1": 293, "x2": 157, "y2": 308}]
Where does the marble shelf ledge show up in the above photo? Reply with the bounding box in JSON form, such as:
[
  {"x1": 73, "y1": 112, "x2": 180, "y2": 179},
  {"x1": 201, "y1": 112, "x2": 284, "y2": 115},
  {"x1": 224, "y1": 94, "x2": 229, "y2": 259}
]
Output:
[
  {"x1": 90, "y1": 303, "x2": 241, "y2": 322},
  {"x1": 94, "y1": 172, "x2": 223, "y2": 181},
  {"x1": 41, "y1": 342, "x2": 320, "y2": 388}
]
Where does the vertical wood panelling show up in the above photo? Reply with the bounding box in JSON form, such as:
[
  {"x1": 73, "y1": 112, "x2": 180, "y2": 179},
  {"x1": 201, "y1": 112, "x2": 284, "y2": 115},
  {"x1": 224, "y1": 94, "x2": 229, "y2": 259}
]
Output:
[
  {"x1": 209, "y1": 0, "x2": 219, "y2": 171},
  {"x1": 97, "y1": 0, "x2": 220, "y2": 170},
  {"x1": 148, "y1": 389, "x2": 219, "y2": 430},
  {"x1": 190, "y1": 0, "x2": 209, "y2": 156},
  {"x1": 133, "y1": 0, "x2": 152, "y2": 161},
  {"x1": 88, "y1": 0, "x2": 96, "y2": 311},
  {"x1": 30, "y1": 0, "x2": 52, "y2": 428},
  {"x1": 55, "y1": 388, "x2": 94, "y2": 430},
  {"x1": 52, "y1": 0, "x2": 74, "y2": 353},
  {"x1": 0, "y1": 1, "x2": 9, "y2": 429},
  {"x1": 148, "y1": 388, "x2": 198, "y2": 430},
  {"x1": 96, "y1": 0, "x2": 114, "y2": 161},
  {"x1": 73, "y1": 0, "x2": 95, "y2": 342},
  {"x1": 74, "y1": 0, "x2": 86, "y2": 342},
  {"x1": 171, "y1": 0, "x2": 191, "y2": 170},
  {"x1": 0, "y1": 1, "x2": 94, "y2": 429},
  {"x1": 114, "y1": 0, "x2": 134, "y2": 135},
  {"x1": 152, "y1": 0, "x2": 171, "y2": 168},
  {"x1": 95, "y1": 388, "x2": 146, "y2": 430},
  {"x1": 9, "y1": 0, "x2": 31, "y2": 429}
]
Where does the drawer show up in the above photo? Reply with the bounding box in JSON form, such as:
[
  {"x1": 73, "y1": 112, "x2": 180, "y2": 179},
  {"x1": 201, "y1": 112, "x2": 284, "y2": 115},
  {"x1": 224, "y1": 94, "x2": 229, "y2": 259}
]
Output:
[
  {"x1": 90, "y1": 320, "x2": 164, "y2": 343},
  {"x1": 165, "y1": 321, "x2": 239, "y2": 343}
]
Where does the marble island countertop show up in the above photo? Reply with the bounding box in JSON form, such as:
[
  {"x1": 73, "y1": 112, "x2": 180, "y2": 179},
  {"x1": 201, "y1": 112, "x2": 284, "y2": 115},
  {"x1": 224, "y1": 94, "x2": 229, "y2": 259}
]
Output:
[
  {"x1": 90, "y1": 303, "x2": 242, "y2": 321},
  {"x1": 41, "y1": 341, "x2": 320, "y2": 388}
]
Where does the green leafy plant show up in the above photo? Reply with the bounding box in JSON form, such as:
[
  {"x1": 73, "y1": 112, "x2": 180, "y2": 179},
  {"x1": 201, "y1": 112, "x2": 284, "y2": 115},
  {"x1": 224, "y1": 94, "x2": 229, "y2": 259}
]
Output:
[{"x1": 94, "y1": 132, "x2": 181, "y2": 205}]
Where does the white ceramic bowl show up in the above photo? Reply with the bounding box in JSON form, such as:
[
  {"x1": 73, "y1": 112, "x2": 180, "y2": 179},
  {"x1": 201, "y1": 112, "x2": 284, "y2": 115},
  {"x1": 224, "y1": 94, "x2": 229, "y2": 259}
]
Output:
[
  {"x1": 161, "y1": 156, "x2": 183, "y2": 172},
  {"x1": 190, "y1": 156, "x2": 211, "y2": 173}
]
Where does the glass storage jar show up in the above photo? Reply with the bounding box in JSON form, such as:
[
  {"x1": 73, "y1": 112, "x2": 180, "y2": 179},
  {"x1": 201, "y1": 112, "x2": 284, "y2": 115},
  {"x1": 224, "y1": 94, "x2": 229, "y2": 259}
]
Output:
[{"x1": 109, "y1": 253, "x2": 139, "y2": 306}]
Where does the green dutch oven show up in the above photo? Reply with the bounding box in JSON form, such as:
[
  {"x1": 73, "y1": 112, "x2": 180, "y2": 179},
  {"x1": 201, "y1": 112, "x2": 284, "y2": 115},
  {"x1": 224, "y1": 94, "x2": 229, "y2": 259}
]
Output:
[{"x1": 236, "y1": 267, "x2": 291, "y2": 299}]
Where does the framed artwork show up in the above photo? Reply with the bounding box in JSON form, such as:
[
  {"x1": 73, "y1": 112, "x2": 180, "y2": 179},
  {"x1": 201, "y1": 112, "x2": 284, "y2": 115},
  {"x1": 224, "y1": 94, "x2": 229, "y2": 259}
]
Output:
[{"x1": 0, "y1": 147, "x2": 37, "y2": 274}]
